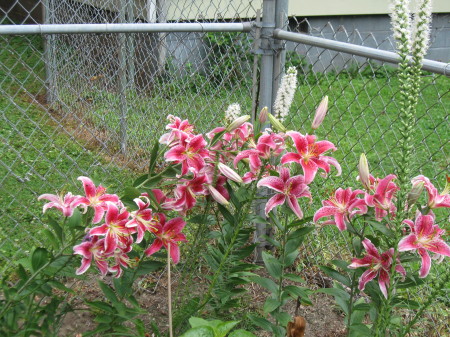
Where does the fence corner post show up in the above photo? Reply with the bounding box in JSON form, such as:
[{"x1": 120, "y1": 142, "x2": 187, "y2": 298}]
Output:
[{"x1": 254, "y1": 0, "x2": 277, "y2": 264}]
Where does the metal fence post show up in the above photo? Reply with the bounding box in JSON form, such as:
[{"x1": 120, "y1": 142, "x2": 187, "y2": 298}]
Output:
[
  {"x1": 254, "y1": 0, "x2": 277, "y2": 263},
  {"x1": 42, "y1": 0, "x2": 56, "y2": 104},
  {"x1": 272, "y1": 0, "x2": 288, "y2": 97},
  {"x1": 118, "y1": 0, "x2": 128, "y2": 154},
  {"x1": 126, "y1": 0, "x2": 135, "y2": 90}
]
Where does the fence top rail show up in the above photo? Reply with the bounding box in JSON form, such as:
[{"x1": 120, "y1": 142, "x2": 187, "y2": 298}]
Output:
[
  {"x1": 273, "y1": 29, "x2": 450, "y2": 77},
  {"x1": 0, "y1": 22, "x2": 253, "y2": 35}
]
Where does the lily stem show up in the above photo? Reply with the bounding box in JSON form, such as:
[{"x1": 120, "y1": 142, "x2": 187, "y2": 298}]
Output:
[{"x1": 168, "y1": 244, "x2": 173, "y2": 337}]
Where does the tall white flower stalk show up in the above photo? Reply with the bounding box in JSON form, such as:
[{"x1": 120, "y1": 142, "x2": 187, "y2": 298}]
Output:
[
  {"x1": 389, "y1": 0, "x2": 432, "y2": 191},
  {"x1": 273, "y1": 67, "x2": 298, "y2": 122}
]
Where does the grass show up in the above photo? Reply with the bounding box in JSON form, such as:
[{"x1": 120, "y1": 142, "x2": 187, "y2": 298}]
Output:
[{"x1": 0, "y1": 35, "x2": 134, "y2": 271}]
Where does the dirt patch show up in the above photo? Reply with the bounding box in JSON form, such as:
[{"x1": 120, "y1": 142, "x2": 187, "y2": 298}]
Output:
[{"x1": 58, "y1": 266, "x2": 346, "y2": 337}]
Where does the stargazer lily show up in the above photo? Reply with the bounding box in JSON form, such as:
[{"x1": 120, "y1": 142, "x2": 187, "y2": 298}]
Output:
[
  {"x1": 257, "y1": 167, "x2": 311, "y2": 219},
  {"x1": 145, "y1": 214, "x2": 187, "y2": 264},
  {"x1": 164, "y1": 134, "x2": 210, "y2": 176},
  {"x1": 38, "y1": 192, "x2": 86, "y2": 217},
  {"x1": 73, "y1": 236, "x2": 109, "y2": 276},
  {"x1": 126, "y1": 196, "x2": 154, "y2": 243},
  {"x1": 89, "y1": 203, "x2": 135, "y2": 254},
  {"x1": 313, "y1": 188, "x2": 367, "y2": 231},
  {"x1": 398, "y1": 214, "x2": 450, "y2": 278},
  {"x1": 77, "y1": 176, "x2": 120, "y2": 224},
  {"x1": 364, "y1": 174, "x2": 399, "y2": 221},
  {"x1": 281, "y1": 131, "x2": 341, "y2": 184},
  {"x1": 411, "y1": 175, "x2": 450, "y2": 210},
  {"x1": 348, "y1": 239, "x2": 406, "y2": 299}
]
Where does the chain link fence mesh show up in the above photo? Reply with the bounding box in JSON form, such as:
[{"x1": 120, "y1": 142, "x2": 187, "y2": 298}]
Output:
[{"x1": 0, "y1": 0, "x2": 449, "y2": 335}]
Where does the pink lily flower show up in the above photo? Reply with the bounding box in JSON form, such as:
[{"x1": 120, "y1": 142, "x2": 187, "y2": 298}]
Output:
[
  {"x1": 411, "y1": 175, "x2": 450, "y2": 210},
  {"x1": 77, "y1": 176, "x2": 120, "y2": 224},
  {"x1": 73, "y1": 236, "x2": 109, "y2": 276},
  {"x1": 313, "y1": 188, "x2": 368, "y2": 231},
  {"x1": 126, "y1": 196, "x2": 155, "y2": 243},
  {"x1": 398, "y1": 214, "x2": 450, "y2": 278},
  {"x1": 38, "y1": 192, "x2": 86, "y2": 217},
  {"x1": 164, "y1": 134, "x2": 210, "y2": 176},
  {"x1": 109, "y1": 244, "x2": 132, "y2": 278},
  {"x1": 348, "y1": 239, "x2": 406, "y2": 299},
  {"x1": 257, "y1": 167, "x2": 311, "y2": 219},
  {"x1": 281, "y1": 131, "x2": 341, "y2": 184},
  {"x1": 159, "y1": 115, "x2": 194, "y2": 147},
  {"x1": 364, "y1": 174, "x2": 399, "y2": 221},
  {"x1": 144, "y1": 214, "x2": 187, "y2": 264},
  {"x1": 162, "y1": 174, "x2": 208, "y2": 213},
  {"x1": 234, "y1": 132, "x2": 285, "y2": 173},
  {"x1": 89, "y1": 203, "x2": 135, "y2": 254}
]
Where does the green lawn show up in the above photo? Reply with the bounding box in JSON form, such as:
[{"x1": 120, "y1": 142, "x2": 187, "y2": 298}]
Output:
[{"x1": 0, "y1": 35, "x2": 134, "y2": 272}]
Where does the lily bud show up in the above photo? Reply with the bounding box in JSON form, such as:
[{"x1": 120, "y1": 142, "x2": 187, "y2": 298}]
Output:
[
  {"x1": 267, "y1": 113, "x2": 287, "y2": 133},
  {"x1": 218, "y1": 163, "x2": 243, "y2": 183},
  {"x1": 311, "y1": 96, "x2": 328, "y2": 130},
  {"x1": 358, "y1": 154, "x2": 370, "y2": 190},
  {"x1": 226, "y1": 115, "x2": 250, "y2": 132},
  {"x1": 259, "y1": 107, "x2": 268, "y2": 124},
  {"x1": 207, "y1": 185, "x2": 229, "y2": 206},
  {"x1": 407, "y1": 181, "x2": 424, "y2": 207}
]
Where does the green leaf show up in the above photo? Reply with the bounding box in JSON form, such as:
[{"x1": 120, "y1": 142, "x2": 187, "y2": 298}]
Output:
[
  {"x1": 331, "y1": 259, "x2": 350, "y2": 270},
  {"x1": 283, "y1": 286, "x2": 311, "y2": 304},
  {"x1": 216, "y1": 320, "x2": 240, "y2": 337},
  {"x1": 271, "y1": 311, "x2": 291, "y2": 326},
  {"x1": 284, "y1": 273, "x2": 305, "y2": 283},
  {"x1": 210, "y1": 129, "x2": 227, "y2": 146},
  {"x1": 47, "y1": 280, "x2": 75, "y2": 294},
  {"x1": 391, "y1": 297, "x2": 420, "y2": 309},
  {"x1": 135, "y1": 261, "x2": 165, "y2": 276},
  {"x1": 349, "y1": 323, "x2": 371, "y2": 336},
  {"x1": 188, "y1": 317, "x2": 210, "y2": 328},
  {"x1": 320, "y1": 266, "x2": 351, "y2": 287},
  {"x1": 121, "y1": 186, "x2": 141, "y2": 203},
  {"x1": 367, "y1": 220, "x2": 395, "y2": 238},
  {"x1": 248, "y1": 276, "x2": 278, "y2": 294},
  {"x1": 315, "y1": 287, "x2": 350, "y2": 300},
  {"x1": 352, "y1": 237, "x2": 362, "y2": 256},
  {"x1": 67, "y1": 208, "x2": 82, "y2": 227},
  {"x1": 31, "y1": 247, "x2": 49, "y2": 272},
  {"x1": 288, "y1": 216, "x2": 314, "y2": 228},
  {"x1": 263, "y1": 298, "x2": 281, "y2": 313},
  {"x1": 228, "y1": 330, "x2": 257, "y2": 337},
  {"x1": 180, "y1": 326, "x2": 215, "y2": 337},
  {"x1": 262, "y1": 251, "x2": 282, "y2": 279},
  {"x1": 94, "y1": 314, "x2": 113, "y2": 323},
  {"x1": 47, "y1": 216, "x2": 63, "y2": 242},
  {"x1": 133, "y1": 174, "x2": 149, "y2": 187},
  {"x1": 396, "y1": 275, "x2": 425, "y2": 289},
  {"x1": 42, "y1": 229, "x2": 59, "y2": 250},
  {"x1": 148, "y1": 141, "x2": 160, "y2": 174},
  {"x1": 218, "y1": 204, "x2": 235, "y2": 224},
  {"x1": 247, "y1": 315, "x2": 275, "y2": 332},
  {"x1": 283, "y1": 250, "x2": 299, "y2": 267},
  {"x1": 85, "y1": 301, "x2": 114, "y2": 313},
  {"x1": 98, "y1": 281, "x2": 119, "y2": 305}
]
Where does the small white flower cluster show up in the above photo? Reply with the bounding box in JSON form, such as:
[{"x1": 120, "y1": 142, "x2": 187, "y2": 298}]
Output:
[
  {"x1": 273, "y1": 67, "x2": 298, "y2": 123},
  {"x1": 389, "y1": 0, "x2": 432, "y2": 60},
  {"x1": 412, "y1": 0, "x2": 432, "y2": 59},
  {"x1": 224, "y1": 103, "x2": 241, "y2": 123},
  {"x1": 389, "y1": 0, "x2": 412, "y2": 53}
]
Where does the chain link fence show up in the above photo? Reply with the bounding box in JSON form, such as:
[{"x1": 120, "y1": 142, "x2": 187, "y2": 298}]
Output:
[{"x1": 0, "y1": 0, "x2": 449, "y2": 335}]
